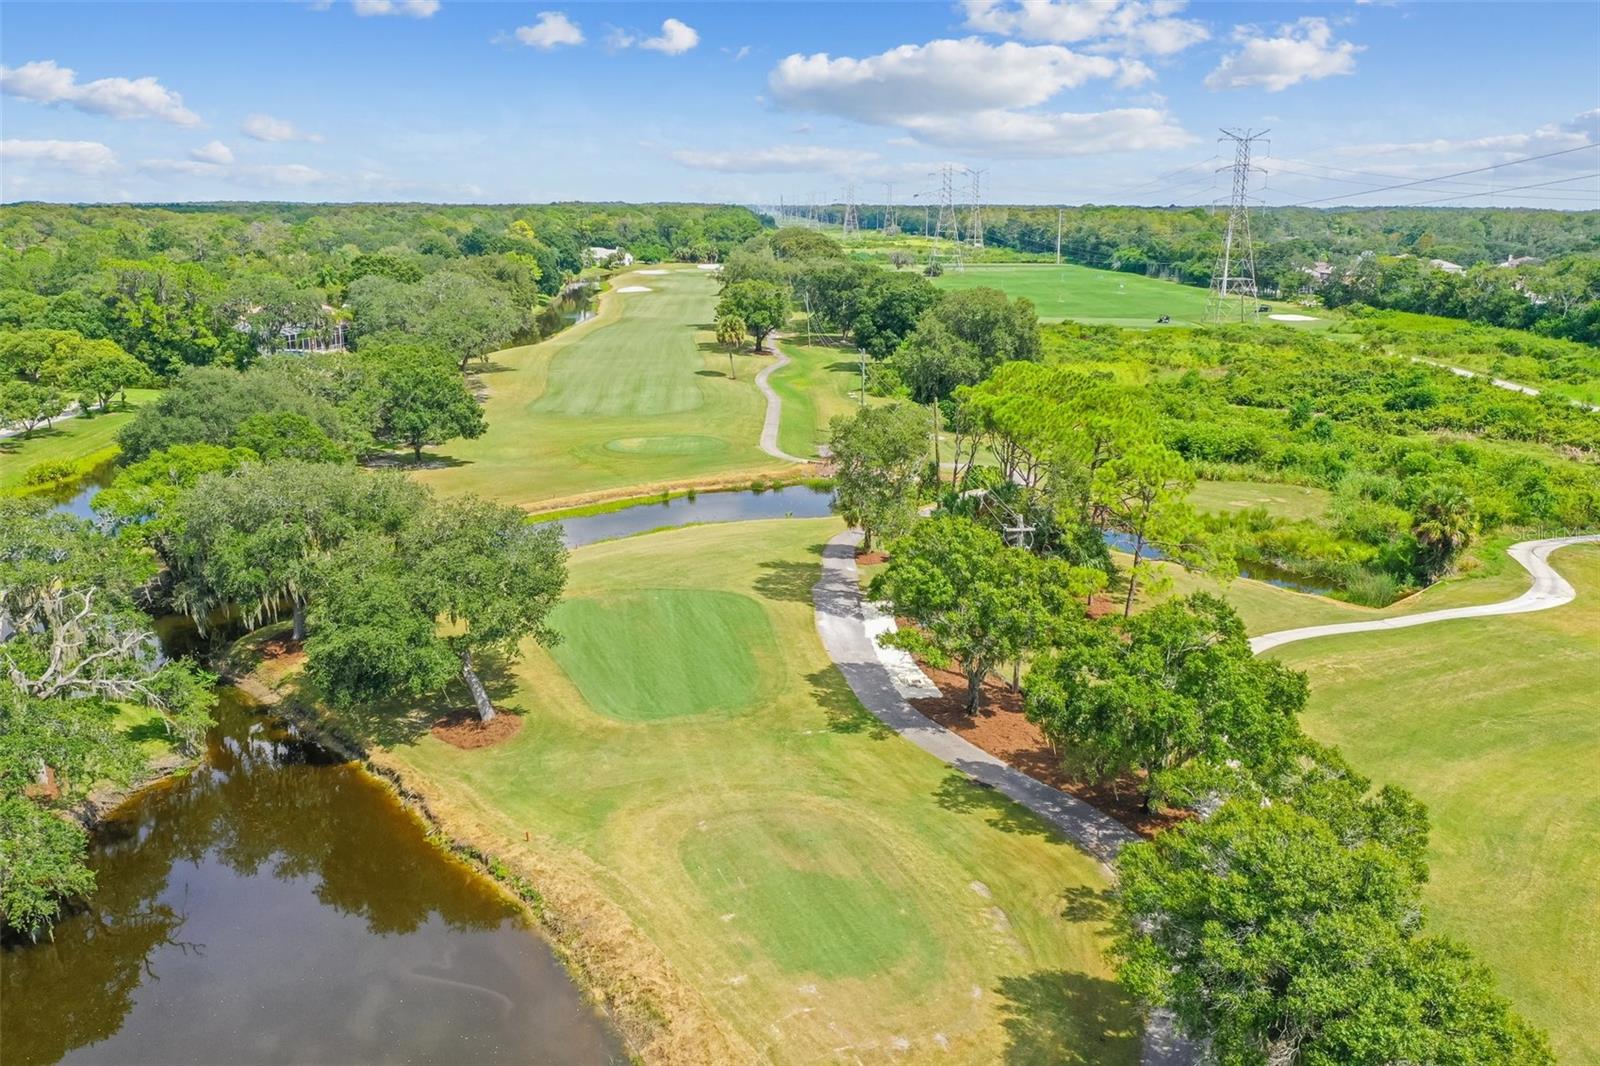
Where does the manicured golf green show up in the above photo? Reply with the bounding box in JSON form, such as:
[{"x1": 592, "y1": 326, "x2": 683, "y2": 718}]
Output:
[
  {"x1": 768, "y1": 337, "x2": 875, "y2": 458},
  {"x1": 384, "y1": 519, "x2": 1139, "y2": 1063},
  {"x1": 931, "y1": 263, "x2": 1309, "y2": 327},
  {"x1": 413, "y1": 269, "x2": 794, "y2": 509},
  {"x1": 0, "y1": 390, "x2": 156, "y2": 492},
  {"x1": 1272, "y1": 545, "x2": 1600, "y2": 1064},
  {"x1": 547, "y1": 589, "x2": 772, "y2": 722}
]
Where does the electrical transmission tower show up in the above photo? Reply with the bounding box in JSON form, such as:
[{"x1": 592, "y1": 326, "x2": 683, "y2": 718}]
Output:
[
  {"x1": 966, "y1": 168, "x2": 986, "y2": 248},
  {"x1": 882, "y1": 182, "x2": 897, "y2": 233},
  {"x1": 841, "y1": 182, "x2": 859, "y2": 238},
  {"x1": 932, "y1": 164, "x2": 964, "y2": 268},
  {"x1": 1207, "y1": 128, "x2": 1269, "y2": 323}
]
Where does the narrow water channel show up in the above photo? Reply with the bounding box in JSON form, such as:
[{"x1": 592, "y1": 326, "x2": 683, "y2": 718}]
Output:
[{"x1": 0, "y1": 691, "x2": 625, "y2": 1066}]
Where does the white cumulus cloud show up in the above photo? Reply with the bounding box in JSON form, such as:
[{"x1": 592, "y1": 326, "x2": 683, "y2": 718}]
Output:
[
  {"x1": 670, "y1": 144, "x2": 880, "y2": 173},
  {"x1": 189, "y1": 140, "x2": 234, "y2": 165},
  {"x1": 513, "y1": 11, "x2": 584, "y2": 49},
  {"x1": 241, "y1": 113, "x2": 324, "y2": 143},
  {"x1": 1, "y1": 138, "x2": 118, "y2": 174},
  {"x1": 963, "y1": 0, "x2": 1208, "y2": 56},
  {"x1": 352, "y1": 0, "x2": 439, "y2": 17},
  {"x1": 1205, "y1": 18, "x2": 1361, "y2": 92},
  {"x1": 771, "y1": 38, "x2": 1127, "y2": 124},
  {"x1": 767, "y1": 37, "x2": 1182, "y2": 156},
  {"x1": 642, "y1": 18, "x2": 699, "y2": 55},
  {"x1": 0, "y1": 59, "x2": 200, "y2": 125}
]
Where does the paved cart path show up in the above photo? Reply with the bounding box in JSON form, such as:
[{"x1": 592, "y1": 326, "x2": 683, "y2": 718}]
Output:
[
  {"x1": 811, "y1": 528, "x2": 1192, "y2": 1066},
  {"x1": 1250, "y1": 535, "x2": 1600, "y2": 653},
  {"x1": 754, "y1": 340, "x2": 812, "y2": 464},
  {"x1": 813, "y1": 529, "x2": 1599, "y2": 1065}
]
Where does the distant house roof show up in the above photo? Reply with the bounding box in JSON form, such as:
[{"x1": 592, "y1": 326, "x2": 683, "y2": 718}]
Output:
[
  {"x1": 1428, "y1": 258, "x2": 1466, "y2": 275},
  {"x1": 1499, "y1": 255, "x2": 1540, "y2": 268}
]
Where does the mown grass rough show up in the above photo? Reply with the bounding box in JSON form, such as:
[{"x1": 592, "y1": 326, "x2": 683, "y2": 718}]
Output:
[
  {"x1": 767, "y1": 337, "x2": 874, "y2": 458},
  {"x1": 1273, "y1": 544, "x2": 1600, "y2": 1064},
  {"x1": 384, "y1": 518, "x2": 1139, "y2": 1064},
  {"x1": 0, "y1": 390, "x2": 156, "y2": 493}
]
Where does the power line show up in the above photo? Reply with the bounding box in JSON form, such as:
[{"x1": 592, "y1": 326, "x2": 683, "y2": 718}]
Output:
[
  {"x1": 1284, "y1": 142, "x2": 1600, "y2": 207},
  {"x1": 1267, "y1": 155, "x2": 1518, "y2": 191},
  {"x1": 1405, "y1": 171, "x2": 1600, "y2": 206}
]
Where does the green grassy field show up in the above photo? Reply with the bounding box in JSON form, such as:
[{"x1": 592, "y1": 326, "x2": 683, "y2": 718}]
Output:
[
  {"x1": 1187, "y1": 479, "x2": 1332, "y2": 522},
  {"x1": 382, "y1": 519, "x2": 1139, "y2": 1063},
  {"x1": 0, "y1": 390, "x2": 157, "y2": 493},
  {"x1": 1271, "y1": 544, "x2": 1600, "y2": 1063},
  {"x1": 769, "y1": 336, "x2": 875, "y2": 458},
  {"x1": 929, "y1": 263, "x2": 1313, "y2": 328},
  {"x1": 413, "y1": 269, "x2": 795, "y2": 509}
]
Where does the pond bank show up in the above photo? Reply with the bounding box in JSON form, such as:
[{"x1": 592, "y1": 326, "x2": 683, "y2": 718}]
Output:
[
  {"x1": 3, "y1": 671, "x2": 626, "y2": 1066},
  {"x1": 235, "y1": 642, "x2": 746, "y2": 1064}
]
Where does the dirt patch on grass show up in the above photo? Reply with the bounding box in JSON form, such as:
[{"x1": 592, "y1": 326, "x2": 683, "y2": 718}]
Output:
[
  {"x1": 855, "y1": 549, "x2": 890, "y2": 565},
  {"x1": 431, "y1": 709, "x2": 524, "y2": 750},
  {"x1": 909, "y1": 664, "x2": 1184, "y2": 838}
]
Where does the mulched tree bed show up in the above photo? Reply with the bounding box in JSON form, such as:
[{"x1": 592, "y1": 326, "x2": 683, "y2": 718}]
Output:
[
  {"x1": 430, "y1": 709, "x2": 524, "y2": 750},
  {"x1": 909, "y1": 663, "x2": 1186, "y2": 838}
]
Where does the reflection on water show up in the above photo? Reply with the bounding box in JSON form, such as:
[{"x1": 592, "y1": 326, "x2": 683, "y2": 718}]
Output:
[
  {"x1": 545, "y1": 484, "x2": 836, "y2": 548},
  {"x1": 1100, "y1": 529, "x2": 1332, "y2": 596},
  {"x1": 30, "y1": 460, "x2": 115, "y2": 520},
  {"x1": 0, "y1": 690, "x2": 624, "y2": 1066}
]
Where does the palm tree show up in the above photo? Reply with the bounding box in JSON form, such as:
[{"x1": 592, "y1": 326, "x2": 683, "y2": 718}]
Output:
[{"x1": 1412, "y1": 484, "x2": 1476, "y2": 581}]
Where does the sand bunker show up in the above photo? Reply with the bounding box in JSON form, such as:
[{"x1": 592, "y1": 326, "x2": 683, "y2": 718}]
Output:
[
  {"x1": 1269, "y1": 313, "x2": 1319, "y2": 322},
  {"x1": 616, "y1": 285, "x2": 652, "y2": 293},
  {"x1": 637, "y1": 269, "x2": 668, "y2": 275},
  {"x1": 696, "y1": 263, "x2": 722, "y2": 271}
]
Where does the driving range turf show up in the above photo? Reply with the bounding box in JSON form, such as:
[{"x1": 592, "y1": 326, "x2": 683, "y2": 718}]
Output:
[
  {"x1": 412, "y1": 268, "x2": 796, "y2": 509},
  {"x1": 381, "y1": 518, "x2": 1140, "y2": 1064},
  {"x1": 930, "y1": 263, "x2": 1308, "y2": 327}
]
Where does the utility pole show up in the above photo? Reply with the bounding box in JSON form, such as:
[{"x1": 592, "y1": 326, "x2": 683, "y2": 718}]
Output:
[
  {"x1": 1207, "y1": 127, "x2": 1268, "y2": 323},
  {"x1": 1055, "y1": 207, "x2": 1063, "y2": 265},
  {"x1": 966, "y1": 168, "x2": 986, "y2": 249}
]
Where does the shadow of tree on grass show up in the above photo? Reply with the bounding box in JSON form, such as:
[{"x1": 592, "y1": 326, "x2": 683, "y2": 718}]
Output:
[
  {"x1": 933, "y1": 771, "x2": 1062, "y2": 842},
  {"x1": 995, "y1": 969, "x2": 1141, "y2": 1065},
  {"x1": 754, "y1": 557, "x2": 823, "y2": 604},
  {"x1": 805, "y1": 667, "x2": 892, "y2": 739},
  {"x1": 1058, "y1": 883, "x2": 1116, "y2": 923}
]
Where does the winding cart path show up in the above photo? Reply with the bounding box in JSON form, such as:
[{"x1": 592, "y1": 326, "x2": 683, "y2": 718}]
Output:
[{"x1": 813, "y1": 530, "x2": 1599, "y2": 1065}]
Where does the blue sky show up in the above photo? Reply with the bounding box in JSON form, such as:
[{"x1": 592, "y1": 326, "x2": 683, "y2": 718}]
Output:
[{"x1": 2, "y1": 1, "x2": 1596, "y2": 208}]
